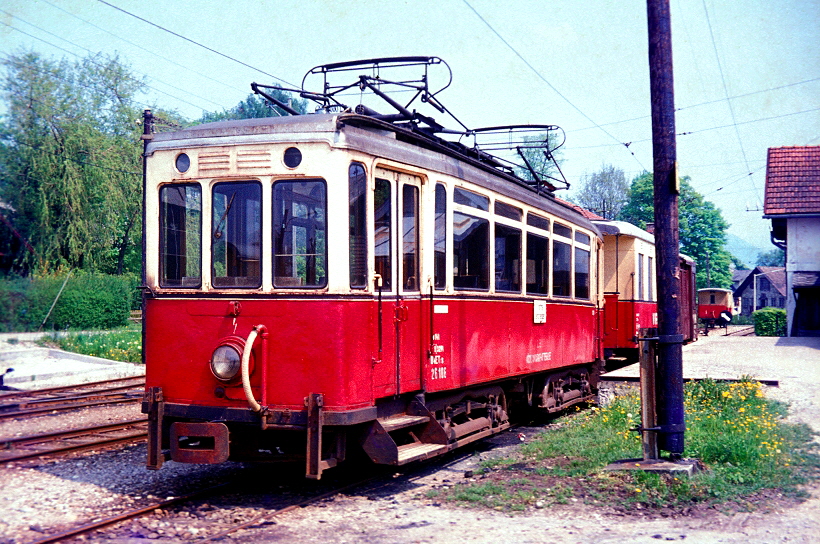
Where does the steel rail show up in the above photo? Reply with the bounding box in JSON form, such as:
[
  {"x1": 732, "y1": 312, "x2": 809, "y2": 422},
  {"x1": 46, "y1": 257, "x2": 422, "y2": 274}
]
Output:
[
  {"x1": 0, "y1": 375, "x2": 145, "y2": 401},
  {"x1": 0, "y1": 395, "x2": 143, "y2": 421},
  {"x1": 199, "y1": 439, "x2": 499, "y2": 542},
  {"x1": 27, "y1": 482, "x2": 235, "y2": 544},
  {"x1": 601, "y1": 375, "x2": 779, "y2": 387},
  {"x1": 1, "y1": 383, "x2": 144, "y2": 409},
  {"x1": 28, "y1": 426, "x2": 523, "y2": 543},
  {"x1": 0, "y1": 419, "x2": 148, "y2": 464},
  {"x1": 1, "y1": 387, "x2": 143, "y2": 412},
  {"x1": 724, "y1": 326, "x2": 755, "y2": 337}
]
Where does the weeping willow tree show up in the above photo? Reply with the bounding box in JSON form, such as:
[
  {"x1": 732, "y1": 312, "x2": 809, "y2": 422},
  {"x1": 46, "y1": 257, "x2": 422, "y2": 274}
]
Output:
[{"x1": 0, "y1": 51, "x2": 154, "y2": 274}]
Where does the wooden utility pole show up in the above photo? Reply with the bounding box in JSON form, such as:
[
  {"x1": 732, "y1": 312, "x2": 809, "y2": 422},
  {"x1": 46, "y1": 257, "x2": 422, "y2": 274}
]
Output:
[{"x1": 647, "y1": 0, "x2": 685, "y2": 455}]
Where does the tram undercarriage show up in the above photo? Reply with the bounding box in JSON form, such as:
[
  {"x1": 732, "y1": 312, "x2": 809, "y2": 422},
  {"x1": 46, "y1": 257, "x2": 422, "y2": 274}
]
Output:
[{"x1": 142, "y1": 363, "x2": 600, "y2": 479}]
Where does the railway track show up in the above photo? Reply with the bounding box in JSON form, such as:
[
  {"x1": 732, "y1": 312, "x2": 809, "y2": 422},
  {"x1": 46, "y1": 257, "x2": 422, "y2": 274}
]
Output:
[
  {"x1": 0, "y1": 375, "x2": 145, "y2": 420},
  {"x1": 0, "y1": 418, "x2": 148, "y2": 464},
  {"x1": 26, "y1": 437, "x2": 494, "y2": 543},
  {"x1": 724, "y1": 325, "x2": 756, "y2": 337},
  {"x1": 27, "y1": 466, "x2": 388, "y2": 543}
]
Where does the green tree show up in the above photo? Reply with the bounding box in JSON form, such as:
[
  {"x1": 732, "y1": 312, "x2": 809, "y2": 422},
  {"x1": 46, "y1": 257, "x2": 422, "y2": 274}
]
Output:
[
  {"x1": 756, "y1": 248, "x2": 785, "y2": 267},
  {"x1": 0, "y1": 51, "x2": 145, "y2": 274},
  {"x1": 731, "y1": 255, "x2": 749, "y2": 271},
  {"x1": 514, "y1": 132, "x2": 564, "y2": 187},
  {"x1": 574, "y1": 164, "x2": 629, "y2": 219},
  {"x1": 200, "y1": 89, "x2": 308, "y2": 122},
  {"x1": 618, "y1": 172, "x2": 733, "y2": 289}
]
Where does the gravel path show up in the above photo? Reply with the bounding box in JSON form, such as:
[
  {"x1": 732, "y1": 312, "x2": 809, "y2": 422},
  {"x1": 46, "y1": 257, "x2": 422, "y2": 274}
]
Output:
[{"x1": 1, "y1": 331, "x2": 819, "y2": 543}]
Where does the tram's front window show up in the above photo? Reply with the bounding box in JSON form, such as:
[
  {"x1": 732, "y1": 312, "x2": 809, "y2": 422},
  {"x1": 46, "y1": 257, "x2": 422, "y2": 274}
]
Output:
[
  {"x1": 273, "y1": 180, "x2": 327, "y2": 288},
  {"x1": 159, "y1": 184, "x2": 201, "y2": 288},
  {"x1": 212, "y1": 182, "x2": 262, "y2": 288}
]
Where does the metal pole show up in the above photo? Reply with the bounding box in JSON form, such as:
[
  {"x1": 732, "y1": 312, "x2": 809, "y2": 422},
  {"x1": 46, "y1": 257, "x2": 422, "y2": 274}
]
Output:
[
  {"x1": 753, "y1": 274, "x2": 757, "y2": 313},
  {"x1": 38, "y1": 270, "x2": 72, "y2": 332},
  {"x1": 141, "y1": 110, "x2": 153, "y2": 368},
  {"x1": 647, "y1": 0, "x2": 685, "y2": 455}
]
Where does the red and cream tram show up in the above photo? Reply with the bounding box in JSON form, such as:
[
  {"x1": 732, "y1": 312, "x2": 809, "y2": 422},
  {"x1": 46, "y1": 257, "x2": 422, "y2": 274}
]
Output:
[
  {"x1": 595, "y1": 220, "x2": 697, "y2": 367},
  {"x1": 140, "y1": 58, "x2": 604, "y2": 478}
]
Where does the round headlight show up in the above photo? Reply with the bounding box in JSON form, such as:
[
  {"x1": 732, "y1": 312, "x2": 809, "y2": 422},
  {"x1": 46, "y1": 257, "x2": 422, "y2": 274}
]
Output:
[{"x1": 211, "y1": 345, "x2": 241, "y2": 381}]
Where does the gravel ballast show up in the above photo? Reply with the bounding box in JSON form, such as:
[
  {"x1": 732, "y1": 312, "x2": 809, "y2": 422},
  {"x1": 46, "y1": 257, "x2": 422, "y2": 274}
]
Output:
[{"x1": 1, "y1": 331, "x2": 819, "y2": 543}]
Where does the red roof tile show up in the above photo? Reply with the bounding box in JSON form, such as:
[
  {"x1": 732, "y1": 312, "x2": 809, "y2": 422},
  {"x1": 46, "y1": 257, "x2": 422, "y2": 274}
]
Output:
[
  {"x1": 764, "y1": 146, "x2": 820, "y2": 215},
  {"x1": 554, "y1": 197, "x2": 605, "y2": 220}
]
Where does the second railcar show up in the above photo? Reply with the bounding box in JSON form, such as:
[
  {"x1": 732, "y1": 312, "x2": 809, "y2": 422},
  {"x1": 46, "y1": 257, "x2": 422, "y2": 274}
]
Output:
[{"x1": 595, "y1": 221, "x2": 697, "y2": 368}]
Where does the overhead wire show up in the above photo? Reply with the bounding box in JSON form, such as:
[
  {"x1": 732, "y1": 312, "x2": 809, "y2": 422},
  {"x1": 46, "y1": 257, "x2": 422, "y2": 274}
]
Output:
[
  {"x1": 701, "y1": 0, "x2": 761, "y2": 207},
  {"x1": 568, "y1": 76, "x2": 820, "y2": 133},
  {"x1": 678, "y1": 107, "x2": 820, "y2": 136},
  {"x1": 38, "y1": 0, "x2": 245, "y2": 103},
  {"x1": 97, "y1": 0, "x2": 298, "y2": 88},
  {"x1": 0, "y1": 21, "x2": 215, "y2": 113},
  {"x1": 460, "y1": 0, "x2": 647, "y2": 172}
]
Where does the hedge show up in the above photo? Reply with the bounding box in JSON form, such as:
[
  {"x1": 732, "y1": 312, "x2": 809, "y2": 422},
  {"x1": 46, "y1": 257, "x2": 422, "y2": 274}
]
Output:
[
  {"x1": 0, "y1": 272, "x2": 140, "y2": 332},
  {"x1": 753, "y1": 307, "x2": 787, "y2": 337}
]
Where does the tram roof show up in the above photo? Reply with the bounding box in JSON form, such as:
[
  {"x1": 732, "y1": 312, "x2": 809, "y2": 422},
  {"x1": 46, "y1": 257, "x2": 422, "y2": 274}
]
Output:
[
  {"x1": 592, "y1": 219, "x2": 654, "y2": 244},
  {"x1": 148, "y1": 113, "x2": 601, "y2": 237}
]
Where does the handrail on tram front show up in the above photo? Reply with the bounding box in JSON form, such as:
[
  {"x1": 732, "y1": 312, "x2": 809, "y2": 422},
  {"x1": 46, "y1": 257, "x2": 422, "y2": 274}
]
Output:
[{"x1": 241, "y1": 324, "x2": 268, "y2": 413}]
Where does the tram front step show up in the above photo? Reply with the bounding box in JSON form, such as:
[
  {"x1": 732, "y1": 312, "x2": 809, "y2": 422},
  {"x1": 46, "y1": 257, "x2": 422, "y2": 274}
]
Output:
[
  {"x1": 377, "y1": 414, "x2": 430, "y2": 433},
  {"x1": 396, "y1": 442, "x2": 448, "y2": 465}
]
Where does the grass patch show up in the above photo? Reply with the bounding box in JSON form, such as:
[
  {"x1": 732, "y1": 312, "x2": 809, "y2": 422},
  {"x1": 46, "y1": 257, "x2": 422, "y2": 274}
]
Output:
[
  {"x1": 430, "y1": 378, "x2": 819, "y2": 515},
  {"x1": 42, "y1": 325, "x2": 142, "y2": 363}
]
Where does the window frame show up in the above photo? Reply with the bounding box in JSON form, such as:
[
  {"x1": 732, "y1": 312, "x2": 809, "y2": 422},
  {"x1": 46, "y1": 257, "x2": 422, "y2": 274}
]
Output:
[
  {"x1": 159, "y1": 182, "x2": 203, "y2": 289},
  {"x1": 271, "y1": 178, "x2": 328, "y2": 289},
  {"x1": 211, "y1": 180, "x2": 263, "y2": 289},
  {"x1": 452, "y1": 186, "x2": 492, "y2": 291}
]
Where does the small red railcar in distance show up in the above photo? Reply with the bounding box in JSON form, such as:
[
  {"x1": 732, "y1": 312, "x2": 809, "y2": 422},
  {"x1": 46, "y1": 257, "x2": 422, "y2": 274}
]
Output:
[{"x1": 698, "y1": 287, "x2": 734, "y2": 333}]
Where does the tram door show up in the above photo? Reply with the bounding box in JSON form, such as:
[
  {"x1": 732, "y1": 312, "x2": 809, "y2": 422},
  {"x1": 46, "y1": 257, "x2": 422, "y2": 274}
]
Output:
[{"x1": 373, "y1": 168, "x2": 424, "y2": 398}]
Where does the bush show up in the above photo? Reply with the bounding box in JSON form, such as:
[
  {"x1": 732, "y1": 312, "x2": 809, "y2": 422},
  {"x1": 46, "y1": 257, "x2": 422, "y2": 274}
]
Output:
[
  {"x1": 0, "y1": 276, "x2": 30, "y2": 332},
  {"x1": 0, "y1": 272, "x2": 140, "y2": 331},
  {"x1": 733, "y1": 314, "x2": 754, "y2": 326},
  {"x1": 753, "y1": 307, "x2": 787, "y2": 336}
]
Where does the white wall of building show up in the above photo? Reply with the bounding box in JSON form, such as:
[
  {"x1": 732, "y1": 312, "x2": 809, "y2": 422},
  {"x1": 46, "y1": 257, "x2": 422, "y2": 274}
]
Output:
[{"x1": 785, "y1": 216, "x2": 820, "y2": 335}]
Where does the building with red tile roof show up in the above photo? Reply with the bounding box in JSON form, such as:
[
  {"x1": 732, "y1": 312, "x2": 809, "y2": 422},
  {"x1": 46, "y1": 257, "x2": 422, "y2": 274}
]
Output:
[{"x1": 763, "y1": 146, "x2": 820, "y2": 336}]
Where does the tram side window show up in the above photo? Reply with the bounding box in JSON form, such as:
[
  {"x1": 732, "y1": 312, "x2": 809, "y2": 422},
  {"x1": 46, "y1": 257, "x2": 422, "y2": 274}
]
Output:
[
  {"x1": 212, "y1": 182, "x2": 261, "y2": 288},
  {"x1": 402, "y1": 185, "x2": 419, "y2": 291},
  {"x1": 527, "y1": 212, "x2": 550, "y2": 231},
  {"x1": 349, "y1": 163, "x2": 367, "y2": 288},
  {"x1": 374, "y1": 178, "x2": 392, "y2": 290},
  {"x1": 273, "y1": 180, "x2": 327, "y2": 288},
  {"x1": 637, "y1": 253, "x2": 645, "y2": 300},
  {"x1": 553, "y1": 240, "x2": 572, "y2": 297},
  {"x1": 554, "y1": 222, "x2": 572, "y2": 239},
  {"x1": 495, "y1": 224, "x2": 521, "y2": 292},
  {"x1": 454, "y1": 187, "x2": 489, "y2": 211},
  {"x1": 648, "y1": 256, "x2": 654, "y2": 301},
  {"x1": 159, "y1": 184, "x2": 201, "y2": 288},
  {"x1": 434, "y1": 184, "x2": 447, "y2": 289},
  {"x1": 453, "y1": 211, "x2": 489, "y2": 290},
  {"x1": 575, "y1": 247, "x2": 590, "y2": 299},
  {"x1": 526, "y1": 233, "x2": 549, "y2": 295}
]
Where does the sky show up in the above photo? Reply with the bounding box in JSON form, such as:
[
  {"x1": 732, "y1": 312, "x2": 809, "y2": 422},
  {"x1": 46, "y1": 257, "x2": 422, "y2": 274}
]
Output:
[{"x1": 1, "y1": 0, "x2": 818, "y2": 257}]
